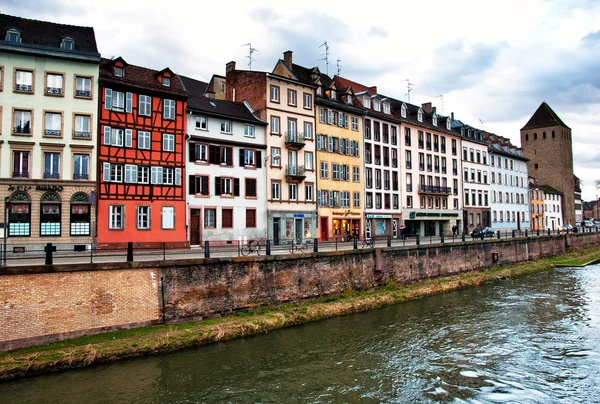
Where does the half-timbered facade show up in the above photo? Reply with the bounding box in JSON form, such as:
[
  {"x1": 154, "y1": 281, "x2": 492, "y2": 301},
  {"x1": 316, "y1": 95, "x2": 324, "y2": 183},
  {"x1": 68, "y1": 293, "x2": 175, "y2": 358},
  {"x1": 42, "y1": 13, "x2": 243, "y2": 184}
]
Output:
[
  {"x1": 97, "y1": 57, "x2": 187, "y2": 248},
  {"x1": 182, "y1": 75, "x2": 268, "y2": 246},
  {"x1": 0, "y1": 14, "x2": 99, "y2": 251}
]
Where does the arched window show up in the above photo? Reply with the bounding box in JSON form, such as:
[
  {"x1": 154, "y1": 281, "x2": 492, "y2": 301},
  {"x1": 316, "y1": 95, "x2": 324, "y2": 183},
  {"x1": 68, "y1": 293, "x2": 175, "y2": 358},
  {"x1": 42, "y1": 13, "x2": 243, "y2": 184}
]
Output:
[
  {"x1": 40, "y1": 193, "x2": 61, "y2": 236},
  {"x1": 5, "y1": 28, "x2": 21, "y2": 43},
  {"x1": 70, "y1": 193, "x2": 91, "y2": 236},
  {"x1": 525, "y1": 134, "x2": 529, "y2": 141},
  {"x1": 552, "y1": 130, "x2": 555, "y2": 138},
  {"x1": 534, "y1": 132, "x2": 537, "y2": 139},
  {"x1": 8, "y1": 192, "x2": 31, "y2": 236},
  {"x1": 60, "y1": 36, "x2": 75, "y2": 50},
  {"x1": 543, "y1": 132, "x2": 546, "y2": 139}
]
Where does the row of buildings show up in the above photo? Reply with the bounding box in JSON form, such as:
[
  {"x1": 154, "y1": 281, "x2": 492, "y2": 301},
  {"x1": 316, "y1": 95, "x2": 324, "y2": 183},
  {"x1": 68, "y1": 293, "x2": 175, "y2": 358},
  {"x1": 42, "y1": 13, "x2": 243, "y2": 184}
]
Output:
[{"x1": 0, "y1": 14, "x2": 578, "y2": 250}]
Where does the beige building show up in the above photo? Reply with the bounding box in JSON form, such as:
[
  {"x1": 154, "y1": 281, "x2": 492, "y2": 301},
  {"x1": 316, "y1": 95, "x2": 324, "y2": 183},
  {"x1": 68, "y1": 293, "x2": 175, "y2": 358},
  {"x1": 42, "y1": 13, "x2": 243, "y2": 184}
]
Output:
[{"x1": 0, "y1": 14, "x2": 99, "y2": 251}]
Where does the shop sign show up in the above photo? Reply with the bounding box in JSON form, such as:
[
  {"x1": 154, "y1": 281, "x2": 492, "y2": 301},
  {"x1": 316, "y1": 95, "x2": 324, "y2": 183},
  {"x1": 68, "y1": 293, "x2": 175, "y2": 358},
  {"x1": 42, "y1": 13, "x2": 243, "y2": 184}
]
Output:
[
  {"x1": 409, "y1": 212, "x2": 460, "y2": 219},
  {"x1": 332, "y1": 210, "x2": 361, "y2": 216},
  {"x1": 293, "y1": 213, "x2": 305, "y2": 218},
  {"x1": 366, "y1": 214, "x2": 392, "y2": 219},
  {"x1": 7, "y1": 185, "x2": 64, "y2": 192}
]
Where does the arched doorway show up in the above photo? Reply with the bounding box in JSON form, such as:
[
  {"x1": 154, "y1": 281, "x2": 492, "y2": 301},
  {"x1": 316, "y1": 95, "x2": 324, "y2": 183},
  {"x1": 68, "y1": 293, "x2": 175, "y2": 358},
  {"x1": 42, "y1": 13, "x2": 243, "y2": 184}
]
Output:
[
  {"x1": 70, "y1": 193, "x2": 91, "y2": 236},
  {"x1": 8, "y1": 192, "x2": 31, "y2": 237},
  {"x1": 40, "y1": 192, "x2": 61, "y2": 236}
]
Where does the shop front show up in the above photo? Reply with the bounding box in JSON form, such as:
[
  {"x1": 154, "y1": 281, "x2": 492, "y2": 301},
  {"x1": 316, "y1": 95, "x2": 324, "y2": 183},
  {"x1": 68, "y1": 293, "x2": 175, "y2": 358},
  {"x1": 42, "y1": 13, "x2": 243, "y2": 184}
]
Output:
[
  {"x1": 268, "y1": 210, "x2": 316, "y2": 245},
  {"x1": 364, "y1": 213, "x2": 402, "y2": 239},
  {"x1": 319, "y1": 209, "x2": 362, "y2": 241},
  {"x1": 404, "y1": 211, "x2": 461, "y2": 237}
]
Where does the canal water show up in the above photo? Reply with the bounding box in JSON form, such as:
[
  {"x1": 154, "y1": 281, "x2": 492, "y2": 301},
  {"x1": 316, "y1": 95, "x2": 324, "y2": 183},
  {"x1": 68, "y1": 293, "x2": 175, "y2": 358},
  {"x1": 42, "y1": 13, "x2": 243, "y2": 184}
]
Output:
[{"x1": 2, "y1": 264, "x2": 600, "y2": 403}]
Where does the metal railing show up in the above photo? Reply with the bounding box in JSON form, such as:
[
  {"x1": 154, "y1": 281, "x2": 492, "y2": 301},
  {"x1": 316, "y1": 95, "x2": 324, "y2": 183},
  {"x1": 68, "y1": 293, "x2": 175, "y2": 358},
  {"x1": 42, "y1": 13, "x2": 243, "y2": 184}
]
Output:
[
  {"x1": 419, "y1": 184, "x2": 452, "y2": 194},
  {"x1": 286, "y1": 165, "x2": 306, "y2": 177}
]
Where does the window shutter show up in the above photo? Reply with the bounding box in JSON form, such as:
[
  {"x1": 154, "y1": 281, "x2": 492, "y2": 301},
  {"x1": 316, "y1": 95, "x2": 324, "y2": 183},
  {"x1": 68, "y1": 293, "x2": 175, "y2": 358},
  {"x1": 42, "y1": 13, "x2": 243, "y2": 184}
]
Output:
[
  {"x1": 126, "y1": 92, "x2": 133, "y2": 113},
  {"x1": 175, "y1": 168, "x2": 181, "y2": 185},
  {"x1": 103, "y1": 163, "x2": 111, "y2": 182},
  {"x1": 226, "y1": 148, "x2": 233, "y2": 166},
  {"x1": 256, "y1": 151, "x2": 262, "y2": 168},
  {"x1": 189, "y1": 143, "x2": 196, "y2": 162},
  {"x1": 188, "y1": 175, "x2": 195, "y2": 194},
  {"x1": 209, "y1": 146, "x2": 219, "y2": 165},
  {"x1": 234, "y1": 178, "x2": 240, "y2": 196},
  {"x1": 103, "y1": 126, "x2": 111, "y2": 145},
  {"x1": 239, "y1": 149, "x2": 245, "y2": 166},
  {"x1": 104, "y1": 88, "x2": 112, "y2": 110},
  {"x1": 215, "y1": 177, "x2": 221, "y2": 195},
  {"x1": 201, "y1": 177, "x2": 209, "y2": 195},
  {"x1": 125, "y1": 129, "x2": 133, "y2": 147}
]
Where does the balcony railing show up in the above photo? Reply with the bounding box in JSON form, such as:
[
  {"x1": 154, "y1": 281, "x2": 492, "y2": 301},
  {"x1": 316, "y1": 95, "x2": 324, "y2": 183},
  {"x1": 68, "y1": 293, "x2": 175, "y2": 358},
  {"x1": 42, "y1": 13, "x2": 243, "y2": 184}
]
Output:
[
  {"x1": 74, "y1": 131, "x2": 91, "y2": 139},
  {"x1": 46, "y1": 87, "x2": 63, "y2": 95},
  {"x1": 14, "y1": 126, "x2": 31, "y2": 134},
  {"x1": 427, "y1": 164, "x2": 432, "y2": 171},
  {"x1": 418, "y1": 141, "x2": 424, "y2": 148},
  {"x1": 426, "y1": 142, "x2": 432, "y2": 150},
  {"x1": 12, "y1": 171, "x2": 29, "y2": 178},
  {"x1": 73, "y1": 173, "x2": 89, "y2": 180},
  {"x1": 15, "y1": 84, "x2": 33, "y2": 92},
  {"x1": 419, "y1": 164, "x2": 425, "y2": 171},
  {"x1": 76, "y1": 90, "x2": 91, "y2": 97},
  {"x1": 406, "y1": 161, "x2": 412, "y2": 169},
  {"x1": 45, "y1": 129, "x2": 61, "y2": 136},
  {"x1": 434, "y1": 145, "x2": 439, "y2": 152},
  {"x1": 441, "y1": 146, "x2": 446, "y2": 153},
  {"x1": 453, "y1": 169, "x2": 458, "y2": 175},
  {"x1": 442, "y1": 167, "x2": 447, "y2": 174},
  {"x1": 418, "y1": 184, "x2": 452, "y2": 195},
  {"x1": 285, "y1": 132, "x2": 306, "y2": 149},
  {"x1": 285, "y1": 165, "x2": 306, "y2": 181},
  {"x1": 44, "y1": 172, "x2": 60, "y2": 179}
]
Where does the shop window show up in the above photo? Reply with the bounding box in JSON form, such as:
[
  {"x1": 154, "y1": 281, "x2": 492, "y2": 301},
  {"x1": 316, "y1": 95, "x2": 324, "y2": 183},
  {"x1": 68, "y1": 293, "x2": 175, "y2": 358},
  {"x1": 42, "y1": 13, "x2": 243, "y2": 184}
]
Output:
[
  {"x1": 70, "y1": 193, "x2": 91, "y2": 236},
  {"x1": 8, "y1": 192, "x2": 31, "y2": 237},
  {"x1": 40, "y1": 193, "x2": 61, "y2": 236}
]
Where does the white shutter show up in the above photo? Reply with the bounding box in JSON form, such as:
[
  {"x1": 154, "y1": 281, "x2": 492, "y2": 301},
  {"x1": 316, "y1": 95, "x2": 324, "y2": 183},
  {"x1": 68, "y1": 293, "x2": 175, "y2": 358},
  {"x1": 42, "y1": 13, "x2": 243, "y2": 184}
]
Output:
[
  {"x1": 104, "y1": 88, "x2": 112, "y2": 110},
  {"x1": 162, "y1": 206, "x2": 174, "y2": 229},
  {"x1": 125, "y1": 129, "x2": 133, "y2": 147},
  {"x1": 126, "y1": 92, "x2": 133, "y2": 113},
  {"x1": 103, "y1": 163, "x2": 111, "y2": 182},
  {"x1": 103, "y1": 126, "x2": 111, "y2": 145},
  {"x1": 175, "y1": 168, "x2": 181, "y2": 185}
]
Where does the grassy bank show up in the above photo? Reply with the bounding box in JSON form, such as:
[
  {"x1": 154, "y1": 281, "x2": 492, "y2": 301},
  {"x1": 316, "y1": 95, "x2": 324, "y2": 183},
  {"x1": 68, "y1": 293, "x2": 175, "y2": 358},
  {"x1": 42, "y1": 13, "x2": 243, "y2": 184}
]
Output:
[{"x1": 2, "y1": 248, "x2": 600, "y2": 382}]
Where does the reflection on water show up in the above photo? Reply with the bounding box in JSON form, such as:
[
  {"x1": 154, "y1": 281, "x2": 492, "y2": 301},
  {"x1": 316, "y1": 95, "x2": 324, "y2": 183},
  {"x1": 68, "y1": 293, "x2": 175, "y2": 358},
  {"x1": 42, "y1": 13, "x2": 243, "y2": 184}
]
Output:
[{"x1": 2, "y1": 264, "x2": 600, "y2": 403}]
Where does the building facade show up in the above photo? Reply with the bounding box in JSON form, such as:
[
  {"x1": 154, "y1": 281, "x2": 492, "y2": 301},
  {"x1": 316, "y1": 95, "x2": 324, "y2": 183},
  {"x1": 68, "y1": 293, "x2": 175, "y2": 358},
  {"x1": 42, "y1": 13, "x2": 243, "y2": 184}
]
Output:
[
  {"x1": 182, "y1": 75, "x2": 268, "y2": 246},
  {"x1": 0, "y1": 14, "x2": 99, "y2": 250},
  {"x1": 529, "y1": 178, "x2": 545, "y2": 231},
  {"x1": 97, "y1": 57, "x2": 188, "y2": 248},
  {"x1": 540, "y1": 185, "x2": 563, "y2": 230},
  {"x1": 226, "y1": 51, "x2": 317, "y2": 244},
  {"x1": 520, "y1": 102, "x2": 575, "y2": 225}
]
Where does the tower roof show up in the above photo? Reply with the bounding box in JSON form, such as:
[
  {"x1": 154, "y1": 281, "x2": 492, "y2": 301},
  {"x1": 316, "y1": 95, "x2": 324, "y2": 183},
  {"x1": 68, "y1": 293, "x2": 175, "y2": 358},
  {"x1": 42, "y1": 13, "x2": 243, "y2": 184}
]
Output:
[{"x1": 521, "y1": 102, "x2": 570, "y2": 131}]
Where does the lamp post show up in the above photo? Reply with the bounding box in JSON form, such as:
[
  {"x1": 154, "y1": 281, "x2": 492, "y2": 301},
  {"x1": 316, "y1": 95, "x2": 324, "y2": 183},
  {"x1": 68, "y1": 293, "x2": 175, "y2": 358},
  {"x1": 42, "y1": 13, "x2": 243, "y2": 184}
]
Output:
[{"x1": 3, "y1": 196, "x2": 9, "y2": 266}]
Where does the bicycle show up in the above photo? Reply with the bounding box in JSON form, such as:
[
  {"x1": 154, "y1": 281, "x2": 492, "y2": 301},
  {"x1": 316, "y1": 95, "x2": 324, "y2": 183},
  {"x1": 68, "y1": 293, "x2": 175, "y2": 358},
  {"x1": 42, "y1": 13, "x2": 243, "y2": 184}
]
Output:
[
  {"x1": 362, "y1": 237, "x2": 375, "y2": 249},
  {"x1": 289, "y1": 239, "x2": 308, "y2": 253},
  {"x1": 241, "y1": 239, "x2": 261, "y2": 256}
]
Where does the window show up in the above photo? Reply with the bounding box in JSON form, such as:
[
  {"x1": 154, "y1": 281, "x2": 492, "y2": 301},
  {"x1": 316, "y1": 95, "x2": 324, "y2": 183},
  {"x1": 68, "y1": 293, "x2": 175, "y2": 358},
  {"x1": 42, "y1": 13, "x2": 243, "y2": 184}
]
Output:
[
  {"x1": 244, "y1": 125, "x2": 255, "y2": 138},
  {"x1": 221, "y1": 120, "x2": 232, "y2": 133},
  {"x1": 271, "y1": 116, "x2": 280, "y2": 134},
  {"x1": 13, "y1": 109, "x2": 32, "y2": 134},
  {"x1": 417, "y1": 108, "x2": 423, "y2": 122},
  {"x1": 303, "y1": 93, "x2": 312, "y2": 109},
  {"x1": 162, "y1": 206, "x2": 175, "y2": 229},
  {"x1": 327, "y1": 109, "x2": 334, "y2": 125},
  {"x1": 43, "y1": 152, "x2": 60, "y2": 179},
  {"x1": 271, "y1": 181, "x2": 281, "y2": 200},
  {"x1": 151, "y1": 166, "x2": 163, "y2": 184},
  {"x1": 137, "y1": 206, "x2": 150, "y2": 229},
  {"x1": 246, "y1": 209, "x2": 256, "y2": 228},
  {"x1": 245, "y1": 178, "x2": 257, "y2": 197},
  {"x1": 362, "y1": 95, "x2": 371, "y2": 108},
  {"x1": 45, "y1": 73, "x2": 64, "y2": 95},
  {"x1": 221, "y1": 208, "x2": 233, "y2": 228},
  {"x1": 74, "y1": 114, "x2": 91, "y2": 138},
  {"x1": 162, "y1": 133, "x2": 175, "y2": 151},
  {"x1": 373, "y1": 99, "x2": 381, "y2": 111},
  {"x1": 13, "y1": 151, "x2": 30, "y2": 178},
  {"x1": 204, "y1": 208, "x2": 216, "y2": 228},
  {"x1": 352, "y1": 116, "x2": 358, "y2": 131},
  {"x1": 305, "y1": 183, "x2": 313, "y2": 201},
  {"x1": 243, "y1": 149, "x2": 256, "y2": 166},
  {"x1": 289, "y1": 184, "x2": 297, "y2": 200},
  {"x1": 44, "y1": 112, "x2": 62, "y2": 136},
  {"x1": 40, "y1": 193, "x2": 61, "y2": 236},
  {"x1": 75, "y1": 76, "x2": 92, "y2": 98},
  {"x1": 353, "y1": 166, "x2": 360, "y2": 182},
  {"x1": 305, "y1": 152, "x2": 313, "y2": 170},
  {"x1": 320, "y1": 162, "x2": 329, "y2": 179},
  {"x1": 6, "y1": 28, "x2": 21, "y2": 43},
  {"x1": 70, "y1": 193, "x2": 91, "y2": 236},
  {"x1": 304, "y1": 122, "x2": 313, "y2": 139},
  {"x1": 15, "y1": 69, "x2": 34, "y2": 93},
  {"x1": 138, "y1": 166, "x2": 150, "y2": 184},
  {"x1": 124, "y1": 164, "x2": 137, "y2": 183},
  {"x1": 288, "y1": 89, "x2": 297, "y2": 106},
  {"x1": 162, "y1": 76, "x2": 171, "y2": 87},
  {"x1": 353, "y1": 192, "x2": 360, "y2": 208},
  {"x1": 109, "y1": 90, "x2": 126, "y2": 111},
  {"x1": 73, "y1": 154, "x2": 89, "y2": 180},
  {"x1": 114, "y1": 66, "x2": 124, "y2": 77},
  {"x1": 220, "y1": 177, "x2": 233, "y2": 195},
  {"x1": 163, "y1": 167, "x2": 175, "y2": 185},
  {"x1": 139, "y1": 95, "x2": 152, "y2": 116},
  {"x1": 270, "y1": 85, "x2": 279, "y2": 102},
  {"x1": 196, "y1": 116, "x2": 208, "y2": 130},
  {"x1": 138, "y1": 131, "x2": 151, "y2": 149},
  {"x1": 109, "y1": 206, "x2": 124, "y2": 229},
  {"x1": 383, "y1": 103, "x2": 390, "y2": 114},
  {"x1": 163, "y1": 99, "x2": 176, "y2": 120}
]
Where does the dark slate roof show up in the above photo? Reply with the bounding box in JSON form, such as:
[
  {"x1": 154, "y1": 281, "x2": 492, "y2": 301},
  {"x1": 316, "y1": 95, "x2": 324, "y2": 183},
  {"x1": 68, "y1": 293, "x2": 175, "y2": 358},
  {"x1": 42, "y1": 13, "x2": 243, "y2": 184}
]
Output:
[
  {"x1": 521, "y1": 102, "x2": 570, "y2": 131},
  {"x1": 99, "y1": 57, "x2": 187, "y2": 97},
  {"x1": 181, "y1": 75, "x2": 266, "y2": 125},
  {"x1": 484, "y1": 133, "x2": 529, "y2": 162},
  {"x1": 291, "y1": 63, "x2": 317, "y2": 86},
  {"x1": 0, "y1": 13, "x2": 98, "y2": 53},
  {"x1": 539, "y1": 184, "x2": 563, "y2": 195}
]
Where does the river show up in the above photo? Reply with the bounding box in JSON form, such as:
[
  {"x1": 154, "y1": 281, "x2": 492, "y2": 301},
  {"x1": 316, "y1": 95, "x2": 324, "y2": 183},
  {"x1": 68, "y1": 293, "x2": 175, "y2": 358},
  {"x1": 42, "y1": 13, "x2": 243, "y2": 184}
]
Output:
[{"x1": 2, "y1": 264, "x2": 600, "y2": 403}]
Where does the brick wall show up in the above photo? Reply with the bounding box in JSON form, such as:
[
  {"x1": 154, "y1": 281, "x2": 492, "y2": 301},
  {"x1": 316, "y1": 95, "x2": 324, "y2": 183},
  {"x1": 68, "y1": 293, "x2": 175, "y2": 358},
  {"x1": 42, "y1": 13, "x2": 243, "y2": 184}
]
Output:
[{"x1": 226, "y1": 70, "x2": 267, "y2": 120}]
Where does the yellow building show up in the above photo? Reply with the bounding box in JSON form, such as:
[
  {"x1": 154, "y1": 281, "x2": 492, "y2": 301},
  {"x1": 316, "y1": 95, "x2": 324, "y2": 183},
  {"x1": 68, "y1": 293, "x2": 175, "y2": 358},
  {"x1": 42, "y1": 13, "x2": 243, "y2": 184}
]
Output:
[{"x1": 529, "y1": 179, "x2": 545, "y2": 231}]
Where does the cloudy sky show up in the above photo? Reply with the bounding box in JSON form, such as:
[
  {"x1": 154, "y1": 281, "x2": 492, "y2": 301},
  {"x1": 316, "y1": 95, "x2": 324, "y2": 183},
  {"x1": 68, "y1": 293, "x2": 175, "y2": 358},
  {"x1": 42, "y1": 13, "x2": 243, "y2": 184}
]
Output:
[{"x1": 3, "y1": 0, "x2": 599, "y2": 200}]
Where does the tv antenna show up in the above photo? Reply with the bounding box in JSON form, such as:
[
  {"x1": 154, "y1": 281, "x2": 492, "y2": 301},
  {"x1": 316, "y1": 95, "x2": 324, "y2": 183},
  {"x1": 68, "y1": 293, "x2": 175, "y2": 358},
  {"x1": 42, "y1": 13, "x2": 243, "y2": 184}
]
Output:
[
  {"x1": 336, "y1": 59, "x2": 342, "y2": 76},
  {"x1": 478, "y1": 118, "x2": 485, "y2": 129},
  {"x1": 318, "y1": 41, "x2": 330, "y2": 75},
  {"x1": 400, "y1": 79, "x2": 414, "y2": 103},
  {"x1": 435, "y1": 94, "x2": 444, "y2": 114},
  {"x1": 241, "y1": 43, "x2": 258, "y2": 71}
]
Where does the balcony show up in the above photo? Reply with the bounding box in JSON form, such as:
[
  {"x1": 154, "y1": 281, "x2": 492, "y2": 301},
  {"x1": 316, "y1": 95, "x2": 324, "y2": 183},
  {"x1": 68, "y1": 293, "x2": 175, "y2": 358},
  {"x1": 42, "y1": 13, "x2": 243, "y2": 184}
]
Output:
[
  {"x1": 418, "y1": 184, "x2": 452, "y2": 195},
  {"x1": 12, "y1": 171, "x2": 29, "y2": 178},
  {"x1": 44, "y1": 129, "x2": 61, "y2": 137},
  {"x1": 44, "y1": 172, "x2": 60, "y2": 179},
  {"x1": 15, "y1": 84, "x2": 33, "y2": 92},
  {"x1": 46, "y1": 86, "x2": 63, "y2": 95},
  {"x1": 73, "y1": 173, "x2": 89, "y2": 180},
  {"x1": 76, "y1": 90, "x2": 91, "y2": 97},
  {"x1": 285, "y1": 132, "x2": 306, "y2": 149},
  {"x1": 285, "y1": 165, "x2": 306, "y2": 182},
  {"x1": 74, "y1": 131, "x2": 91, "y2": 139}
]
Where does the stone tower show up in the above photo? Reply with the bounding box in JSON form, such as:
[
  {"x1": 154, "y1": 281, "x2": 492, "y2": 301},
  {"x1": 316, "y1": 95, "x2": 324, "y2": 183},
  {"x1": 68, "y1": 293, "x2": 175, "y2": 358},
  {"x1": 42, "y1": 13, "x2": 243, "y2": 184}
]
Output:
[{"x1": 520, "y1": 102, "x2": 574, "y2": 225}]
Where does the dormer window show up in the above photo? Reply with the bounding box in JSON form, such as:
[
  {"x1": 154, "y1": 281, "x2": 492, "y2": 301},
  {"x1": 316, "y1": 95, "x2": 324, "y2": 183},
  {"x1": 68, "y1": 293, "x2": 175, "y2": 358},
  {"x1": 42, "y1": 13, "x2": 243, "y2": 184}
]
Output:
[
  {"x1": 362, "y1": 95, "x2": 371, "y2": 109},
  {"x1": 446, "y1": 118, "x2": 451, "y2": 130},
  {"x1": 417, "y1": 108, "x2": 423, "y2": 122},
  {"x1": 163, "y1": 76, "x2": 171, "y2": 87},
  {"x1": 432, "y1": 113, "x2": 438, "y2": 126},
  {"x1": 114, "y1": 66, "x2": 124, "y2": 77},
  {"x1": 331, "y1": 89, "x2": 336, "y2": 100},
  {"x1": 373, "y1": 99, "x2": 381, "y2": 112},
  {"x1": 383, "y1": 103, "x2": 390, "y2": 114},
  {"x1": 61, "y1": 37, "x2": 75, "y2": 50},
  {"x1": 317, "y1": 86, "x2": 322, "y2": 96},
  {"x1": 401, "y1": 103, "x2": 407, "y2": 118},
  {"x1": 347, "y1": 96, "x2": 353, "y2": 105},
  {"x1": 5, "y1": 29, "x2": 21, "y2": 43}
]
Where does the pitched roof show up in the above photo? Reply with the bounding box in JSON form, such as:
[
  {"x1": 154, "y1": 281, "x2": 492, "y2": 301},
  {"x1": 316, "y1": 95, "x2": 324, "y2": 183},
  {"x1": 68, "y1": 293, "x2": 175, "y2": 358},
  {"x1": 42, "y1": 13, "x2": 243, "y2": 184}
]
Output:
[
  {"x1": 521, "y1": 102, "x2": 570, "y2": 131},
  {"x1": 538, "y1": 184, "x2": 563, "y2": 195},
  {"x1": 99, "y1": 58, "x2": 187, "y2": 97},
  {"x1": 0, "y1": 13, "x2": 98, "y2": 53},
  {"x1": 181, "y1": 75, "x2": 266, "y2": 125}
]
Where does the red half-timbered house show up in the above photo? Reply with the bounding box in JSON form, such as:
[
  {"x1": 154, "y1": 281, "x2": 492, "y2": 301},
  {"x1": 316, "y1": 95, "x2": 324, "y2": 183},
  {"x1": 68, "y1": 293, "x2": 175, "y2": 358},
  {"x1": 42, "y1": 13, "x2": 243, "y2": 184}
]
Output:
[{"x1": 97, "y1": 57, "x2": 188, "y2": 248}]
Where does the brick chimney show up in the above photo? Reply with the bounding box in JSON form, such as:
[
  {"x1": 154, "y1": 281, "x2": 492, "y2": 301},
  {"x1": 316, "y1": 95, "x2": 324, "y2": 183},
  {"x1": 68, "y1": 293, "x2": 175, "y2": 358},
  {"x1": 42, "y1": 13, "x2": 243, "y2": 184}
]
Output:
[
  {"x1": 421, "y1": 102, "x2": 433, "y2": 113},
  {"x1": 283, "y1": 50, "x2": 293, "y2": 68},
  {"x1": 370, "y1": 86, "x2": 378, "y2": 94},
  {"x1": 451, "y1": 112, "x2": 454, "y2": 120},
  {"x1": 226, "y1": 61, "x2": 236, "y2": 73}
]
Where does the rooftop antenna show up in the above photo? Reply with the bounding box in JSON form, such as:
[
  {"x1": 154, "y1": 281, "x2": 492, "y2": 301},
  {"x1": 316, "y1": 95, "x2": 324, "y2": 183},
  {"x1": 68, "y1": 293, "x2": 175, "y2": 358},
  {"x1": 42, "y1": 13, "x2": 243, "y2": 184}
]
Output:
[
  {"x1": 478, "y1": 118, "x2": 485, "y2": 129},
  {"x1": 241, "y1": 43, "x2": 258, "y2": 71},
  {"x1": 435, "y1": 94, "x2": 444, "y2": 114},
  {"x1": 336, "y1": 59, "x2": 342, "y2": 76},
  {"x1": 400, "y1": 79, "x2": 414, "y2": 103},
  {"x1": 318, "y1": 41, "x2": 330, "y2": 76}
]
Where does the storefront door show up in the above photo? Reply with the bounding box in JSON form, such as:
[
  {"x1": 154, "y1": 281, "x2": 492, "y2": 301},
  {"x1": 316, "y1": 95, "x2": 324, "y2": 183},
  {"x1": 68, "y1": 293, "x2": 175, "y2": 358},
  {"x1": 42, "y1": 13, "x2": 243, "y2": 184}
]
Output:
[
  {"x1": 273, "y1": 218, "x2": 280, "y2": 245},
  {"x1": 320, "y1": 217, "x2": 328, "y2": 241},
  {"x1": 295, "y1": 218, "x2": 303, "y2": 241},
  {"x1": 190, "y1": 209, "x2": 201, "y2": 245}
]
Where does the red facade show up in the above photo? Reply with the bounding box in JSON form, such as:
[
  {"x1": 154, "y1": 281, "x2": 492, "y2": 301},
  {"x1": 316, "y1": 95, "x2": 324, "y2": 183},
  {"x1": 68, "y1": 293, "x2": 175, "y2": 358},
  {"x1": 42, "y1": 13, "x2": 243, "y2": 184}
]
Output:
[{"x1": 97, "y1": 58, "x2": 188, "y2": 248}]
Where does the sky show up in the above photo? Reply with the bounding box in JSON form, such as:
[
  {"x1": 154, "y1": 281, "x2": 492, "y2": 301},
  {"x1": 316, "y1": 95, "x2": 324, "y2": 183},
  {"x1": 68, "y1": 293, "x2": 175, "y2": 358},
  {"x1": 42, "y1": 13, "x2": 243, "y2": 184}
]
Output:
[{"x1": 3, "y1": 0, "x2": 599, "y2": 200}]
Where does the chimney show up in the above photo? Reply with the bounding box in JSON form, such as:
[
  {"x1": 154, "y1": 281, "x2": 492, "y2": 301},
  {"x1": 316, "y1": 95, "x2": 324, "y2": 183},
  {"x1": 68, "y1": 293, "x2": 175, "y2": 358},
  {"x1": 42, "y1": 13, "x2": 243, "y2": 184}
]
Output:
[
  {"x1": 226, "y1": 61, "x2": 236, "y2": 73},
  {"x1": 283, "y1": 50, "x2": 293, "y2": 67},
  {"x1": 370, "y1": 86, "x2": 378, "y2": 94},
  {"x1": 421, "y1": 102, "x2": 433, "y2": 113},
  {"x1": 451, "y1": 112, "x2": 454, "y2": 120}
]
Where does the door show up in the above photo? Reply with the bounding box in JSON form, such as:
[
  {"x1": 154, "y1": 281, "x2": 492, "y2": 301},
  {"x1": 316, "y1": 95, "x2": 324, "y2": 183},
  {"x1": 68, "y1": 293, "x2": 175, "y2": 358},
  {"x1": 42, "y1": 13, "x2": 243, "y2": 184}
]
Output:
[
  {"x1": 190, "y1": 209, "x2": 201, "y2": 245},
  {"x1": 288, "y1": 150, "x2": 297, "y2": 173},
  {"x1": 365, "y1": 219, "x2": 371, "y2": 239},
  {"x1": 273, "y1": 218, "x2": 280, "y2": 245},
  {"x1": 320, "y1": 217, "x2": 328, "y2": 241},
  {"x1": 517, "y1": 212, "x2": 521, "y2": 231},
  {"x1": 392, "y1": 219, "x2": 398, "y2": 238},
  {"x1": 295, "y1": 218, "x2": 303, "y2": 241}
]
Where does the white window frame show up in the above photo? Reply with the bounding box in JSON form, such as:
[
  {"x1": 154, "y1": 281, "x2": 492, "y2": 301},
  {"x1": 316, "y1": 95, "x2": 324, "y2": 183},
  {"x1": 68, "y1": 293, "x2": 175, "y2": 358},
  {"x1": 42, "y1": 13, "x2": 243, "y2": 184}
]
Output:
[
  {"x1": 162, "y1": 133, "x2": 175, "y2": 151},
  {"x1": 109, "y1": 205, "x2": 124, "y2": 229},
  {"x1": 196, "y1": 116, "x2": 208, "y2": 130},
  {"x1": 244, "y1": 124, "x2": 255, "y2": 138},
  {"x1": 137, "y1": 206, "x2": 150, "y2": 229},
  {"x1": 138, "y1": 131, "x2": 151, "y2": 149},
  {"x1": 221, "y1": 120, "x2": 232, "y2": 134},
  {"x1": 163, "y1": 99, "x2": 176, "y2": 120},
  {"x1": 139, "y1": 95, "x2": 152, "y2": 117}
]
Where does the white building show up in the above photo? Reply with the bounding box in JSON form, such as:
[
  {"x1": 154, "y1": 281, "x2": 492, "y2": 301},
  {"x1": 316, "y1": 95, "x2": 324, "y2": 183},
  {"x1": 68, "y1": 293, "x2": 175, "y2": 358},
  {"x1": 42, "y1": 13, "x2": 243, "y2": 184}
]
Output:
[
  {"x1": 487, "y1": 134, "x2": 530, "y2": 232},
  {"x1": 182, "y1": 76, "x2": 268, "y2": 246},
  {"x1": 0, "y1": 14, "x2": 99, "y2": 249},
  {"x1": 541, "y1": 185, "x2": 563, "y2": 230}
]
